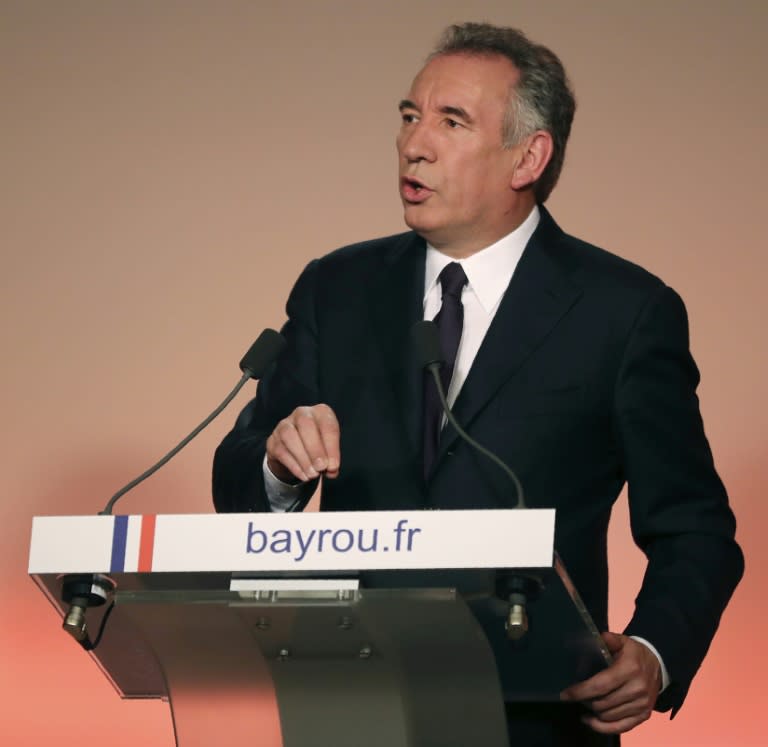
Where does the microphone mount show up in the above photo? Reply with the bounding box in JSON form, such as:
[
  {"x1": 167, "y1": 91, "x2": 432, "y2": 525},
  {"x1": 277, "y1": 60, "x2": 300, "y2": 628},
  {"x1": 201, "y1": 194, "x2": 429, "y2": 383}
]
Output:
[{"x1": 61, "y1": 574, "x2": 115, "y2": 649}]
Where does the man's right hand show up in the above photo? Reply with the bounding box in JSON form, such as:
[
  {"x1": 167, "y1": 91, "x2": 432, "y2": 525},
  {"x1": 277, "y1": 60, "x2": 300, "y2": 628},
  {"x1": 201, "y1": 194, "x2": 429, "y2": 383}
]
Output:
[{"x1": 266, "y1": 404, "x2": 341, "y2": 484}]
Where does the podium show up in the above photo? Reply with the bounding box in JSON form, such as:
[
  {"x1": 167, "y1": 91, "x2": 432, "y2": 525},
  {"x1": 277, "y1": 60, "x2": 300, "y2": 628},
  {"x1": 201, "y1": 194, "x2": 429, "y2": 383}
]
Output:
[{"x1": 29, "y1": 509, "x2": 609, "y2": 747}]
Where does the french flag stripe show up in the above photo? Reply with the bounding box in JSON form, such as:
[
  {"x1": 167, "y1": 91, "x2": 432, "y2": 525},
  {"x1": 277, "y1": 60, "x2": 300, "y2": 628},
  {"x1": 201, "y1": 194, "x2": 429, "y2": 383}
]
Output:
[
  {"x1": 110, "y1": 515, "x2": 129, "y2": 572},
  {"x1": 124, "y1": 516, "x2": 142, "y2": 571},
  {"x1": 138, "y1": 515, "x2": 156, "y2": 572}
]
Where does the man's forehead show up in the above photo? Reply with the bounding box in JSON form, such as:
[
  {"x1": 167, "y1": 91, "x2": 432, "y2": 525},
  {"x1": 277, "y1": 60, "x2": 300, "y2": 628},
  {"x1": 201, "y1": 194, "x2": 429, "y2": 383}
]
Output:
[{"x1": 402, "y1": 53, "x2": 518, "y2": 114}]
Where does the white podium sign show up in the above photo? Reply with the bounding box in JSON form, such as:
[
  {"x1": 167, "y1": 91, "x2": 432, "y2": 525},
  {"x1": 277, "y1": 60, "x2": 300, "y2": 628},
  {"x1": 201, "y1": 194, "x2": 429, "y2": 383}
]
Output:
[{"x1": 29, "y1": 509, "x2": 555, "y2": 574}]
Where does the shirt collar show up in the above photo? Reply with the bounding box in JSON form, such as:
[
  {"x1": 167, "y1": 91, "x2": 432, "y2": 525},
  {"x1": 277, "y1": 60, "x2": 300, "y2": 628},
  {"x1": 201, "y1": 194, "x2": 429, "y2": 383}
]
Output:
[{"x1": 423, "y1": 205, "x2": 541, "y2": 314}]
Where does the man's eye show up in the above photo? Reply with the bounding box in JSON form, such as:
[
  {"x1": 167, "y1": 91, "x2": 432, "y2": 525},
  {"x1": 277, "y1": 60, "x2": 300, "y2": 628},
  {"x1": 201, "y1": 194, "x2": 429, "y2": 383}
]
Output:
[
  {"x1": 401, "y1": 113, "x2": 417, "y2": 124},
  {"x1": 446, "y1": 118, "x2": 461, "y2": 128}
]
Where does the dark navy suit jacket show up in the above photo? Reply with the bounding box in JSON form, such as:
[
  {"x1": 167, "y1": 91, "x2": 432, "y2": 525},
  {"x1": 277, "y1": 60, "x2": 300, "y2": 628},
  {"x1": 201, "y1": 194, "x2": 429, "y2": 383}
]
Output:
[{"x1": 213, "y1": 208, "x2": 743, "y2": 741}]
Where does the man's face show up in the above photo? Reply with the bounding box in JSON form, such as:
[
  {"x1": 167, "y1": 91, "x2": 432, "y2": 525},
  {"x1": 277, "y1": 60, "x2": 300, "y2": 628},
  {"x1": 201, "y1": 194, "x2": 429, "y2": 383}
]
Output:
[{"x1": 397, "y1": 53, "x2": 524, "y2": 256}]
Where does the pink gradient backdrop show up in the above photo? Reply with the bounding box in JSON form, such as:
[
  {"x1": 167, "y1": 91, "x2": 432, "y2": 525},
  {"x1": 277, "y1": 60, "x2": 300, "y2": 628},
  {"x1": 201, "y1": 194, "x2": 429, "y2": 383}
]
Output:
[{"x1": 2, "y1": 2, "x2": 765, "y2": 744}]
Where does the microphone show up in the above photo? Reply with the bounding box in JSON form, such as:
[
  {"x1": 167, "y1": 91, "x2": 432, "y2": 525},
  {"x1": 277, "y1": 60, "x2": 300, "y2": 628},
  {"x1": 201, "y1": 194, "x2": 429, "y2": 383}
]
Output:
[
  {"x1": 62, "y1": 330, "x2": 286, "y2": 649},
  {"x1": 99, "y1": 328, "x2": 286, "y2": 516},
  {"x1": 412, "y1": 319, "x2": 536, "y2": 639},
  {"x1": 239, "y1": 329, "x2": 287, "y2": 379}
]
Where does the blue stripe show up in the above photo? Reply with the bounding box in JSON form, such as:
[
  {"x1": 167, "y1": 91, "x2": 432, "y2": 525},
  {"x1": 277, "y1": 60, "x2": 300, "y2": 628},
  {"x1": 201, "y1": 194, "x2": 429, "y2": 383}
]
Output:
[{"x1": 110, "y1": 515, "x2": 129, "y2": 572}]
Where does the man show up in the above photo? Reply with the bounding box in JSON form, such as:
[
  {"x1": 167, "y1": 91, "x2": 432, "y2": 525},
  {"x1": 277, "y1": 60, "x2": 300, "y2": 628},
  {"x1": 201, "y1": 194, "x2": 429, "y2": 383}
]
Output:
[{"x1": 213, "y1": 22, "x2": 742, "y2": 746}]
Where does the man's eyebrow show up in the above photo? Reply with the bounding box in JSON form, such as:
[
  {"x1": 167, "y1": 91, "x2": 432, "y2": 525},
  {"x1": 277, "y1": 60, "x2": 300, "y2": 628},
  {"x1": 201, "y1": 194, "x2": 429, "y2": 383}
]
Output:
[
  {"x1": 439, "y1": 105, "x2": 473, "y2": 123},
  {"x1": 397, "y1": 99, "x2": 474, "y2": 124}
]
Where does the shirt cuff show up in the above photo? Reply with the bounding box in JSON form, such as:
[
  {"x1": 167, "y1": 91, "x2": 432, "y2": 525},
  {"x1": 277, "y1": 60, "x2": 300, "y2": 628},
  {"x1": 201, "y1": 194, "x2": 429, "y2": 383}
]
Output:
[
  {"x1": 262, "y1": 454, "x2": 311, "y2": 512},
  {"x1": 629, "y1": 636, "x2": 670, "y2": 693}
]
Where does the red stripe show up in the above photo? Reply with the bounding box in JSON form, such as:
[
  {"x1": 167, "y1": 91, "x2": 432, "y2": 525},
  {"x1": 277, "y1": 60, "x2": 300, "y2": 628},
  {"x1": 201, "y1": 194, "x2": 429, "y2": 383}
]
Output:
[{"x1": 138, "y1": 515, "x2": 156, "y2": 572}]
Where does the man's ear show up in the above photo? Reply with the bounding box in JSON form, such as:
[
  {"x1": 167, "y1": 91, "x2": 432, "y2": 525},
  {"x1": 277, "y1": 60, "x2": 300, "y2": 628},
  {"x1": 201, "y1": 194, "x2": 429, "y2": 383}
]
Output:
[{"x1": 509, "y1": 130, "x2": 554, "y2": 191}]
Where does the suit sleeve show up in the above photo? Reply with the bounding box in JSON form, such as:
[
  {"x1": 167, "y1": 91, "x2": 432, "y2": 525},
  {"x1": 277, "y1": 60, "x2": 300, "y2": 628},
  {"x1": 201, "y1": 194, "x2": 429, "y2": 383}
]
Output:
[
  {"x1": 212, "y1": 260, "x2": 321, "y2": 513},
  {"x1": 614, "y1": 284, "x2": 744, "y2": 714}
]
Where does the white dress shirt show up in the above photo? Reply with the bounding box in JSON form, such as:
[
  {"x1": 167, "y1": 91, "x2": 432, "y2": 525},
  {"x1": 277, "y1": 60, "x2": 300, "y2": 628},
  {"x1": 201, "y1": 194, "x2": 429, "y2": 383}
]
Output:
[{"x1": 422, "y1": 204, "x2": 539, "y2": 409}]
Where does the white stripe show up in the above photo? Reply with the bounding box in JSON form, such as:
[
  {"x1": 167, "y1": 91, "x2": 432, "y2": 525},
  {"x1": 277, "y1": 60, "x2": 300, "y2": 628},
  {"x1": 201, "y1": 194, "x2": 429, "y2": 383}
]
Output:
[{"x1": 123, "y1": 515, "x2": 142, "y2": 572}]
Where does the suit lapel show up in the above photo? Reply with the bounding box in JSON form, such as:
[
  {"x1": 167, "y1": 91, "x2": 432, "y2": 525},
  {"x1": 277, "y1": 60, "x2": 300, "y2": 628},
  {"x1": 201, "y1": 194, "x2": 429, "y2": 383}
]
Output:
[{"x1": 434, "y1": 209, "x2": 584, "y2": 464}]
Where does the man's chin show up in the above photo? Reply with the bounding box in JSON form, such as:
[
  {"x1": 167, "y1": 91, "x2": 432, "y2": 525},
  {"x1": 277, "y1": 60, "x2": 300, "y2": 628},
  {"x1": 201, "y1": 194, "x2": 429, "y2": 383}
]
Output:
[{"x1": 403, "y1": 208, "x2": 441, "y2": 240}]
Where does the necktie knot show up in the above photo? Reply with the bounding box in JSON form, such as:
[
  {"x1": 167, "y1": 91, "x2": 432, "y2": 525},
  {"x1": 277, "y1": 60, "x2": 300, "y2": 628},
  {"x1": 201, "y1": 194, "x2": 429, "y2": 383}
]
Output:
[{"x1": 439, "y1": 262, "x2": 467, "y2": 301}]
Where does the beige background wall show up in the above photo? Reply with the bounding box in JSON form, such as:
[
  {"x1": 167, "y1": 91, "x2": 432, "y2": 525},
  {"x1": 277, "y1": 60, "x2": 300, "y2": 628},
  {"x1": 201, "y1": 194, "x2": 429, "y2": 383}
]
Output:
[{"x1": 2, "y1": 1, "x2": 765, "y2": 744}]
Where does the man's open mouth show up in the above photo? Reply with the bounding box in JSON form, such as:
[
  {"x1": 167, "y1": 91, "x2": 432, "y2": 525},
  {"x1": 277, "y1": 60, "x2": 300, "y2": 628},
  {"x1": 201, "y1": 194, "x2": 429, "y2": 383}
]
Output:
[{"x1": 401, "y1": 176, "x2": 433, "y2": 202}]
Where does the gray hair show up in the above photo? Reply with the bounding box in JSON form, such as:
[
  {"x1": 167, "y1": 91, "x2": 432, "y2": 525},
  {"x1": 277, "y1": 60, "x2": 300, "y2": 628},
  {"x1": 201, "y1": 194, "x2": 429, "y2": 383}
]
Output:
[{"x1": 431, "y1": 22, "x2": 576, "y2": 203}]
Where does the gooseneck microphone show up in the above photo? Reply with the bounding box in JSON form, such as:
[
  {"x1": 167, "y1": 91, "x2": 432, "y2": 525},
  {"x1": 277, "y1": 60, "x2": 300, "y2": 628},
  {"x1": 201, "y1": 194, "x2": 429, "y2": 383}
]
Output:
[
  {"x1": 99, "y1": 328, "x2": 286, "y2": 516},
  {"x1": 412, "y1": 320, "x2": 535, "y2": 639},
  {"x1": 62, "y1": 330, "x2": 286, "y2": 648},
  {"x1": 412, "y1": 320, "x2": 526, "y2": 509}
]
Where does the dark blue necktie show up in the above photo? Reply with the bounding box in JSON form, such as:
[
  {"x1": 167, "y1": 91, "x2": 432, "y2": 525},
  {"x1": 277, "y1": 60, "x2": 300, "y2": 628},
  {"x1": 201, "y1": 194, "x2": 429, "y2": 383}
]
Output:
[{"x1": 423, "y1": 262, "x2": 468, "y2": 478}]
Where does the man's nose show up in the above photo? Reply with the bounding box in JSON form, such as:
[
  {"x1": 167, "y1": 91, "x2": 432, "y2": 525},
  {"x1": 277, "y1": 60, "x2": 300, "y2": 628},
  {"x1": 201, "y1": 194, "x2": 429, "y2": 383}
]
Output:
[{"x1": 399, "y1": 122, "x2": 437, "y2": 163}]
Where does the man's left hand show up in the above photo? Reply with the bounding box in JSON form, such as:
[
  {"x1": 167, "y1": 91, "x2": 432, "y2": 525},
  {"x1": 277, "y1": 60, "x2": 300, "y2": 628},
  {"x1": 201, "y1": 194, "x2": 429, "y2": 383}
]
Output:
[{"x1": 560, "y1": 632, "x2": 661, "y2": 735}]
